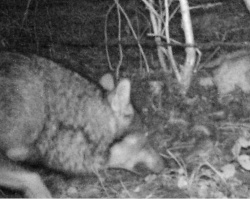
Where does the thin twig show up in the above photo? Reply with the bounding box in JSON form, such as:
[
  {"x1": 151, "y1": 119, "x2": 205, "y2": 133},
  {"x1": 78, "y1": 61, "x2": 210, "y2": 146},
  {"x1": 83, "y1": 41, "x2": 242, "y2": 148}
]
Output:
[
  {"x1": 115, "y1": 1, "x2": 150, "y2": 72},
  {"x1": 114, "y1": 0, "x2": 124, "y2": 79},
  {"x1": 104, "y1": 3, "x2": 116, "y2": 71}
]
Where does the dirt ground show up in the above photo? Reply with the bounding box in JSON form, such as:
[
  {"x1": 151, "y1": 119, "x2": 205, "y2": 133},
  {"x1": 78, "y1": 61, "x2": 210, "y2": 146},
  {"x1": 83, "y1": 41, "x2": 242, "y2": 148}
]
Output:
[{"x1": 1, "y1": 0, "x2": 250, "y2": 198}]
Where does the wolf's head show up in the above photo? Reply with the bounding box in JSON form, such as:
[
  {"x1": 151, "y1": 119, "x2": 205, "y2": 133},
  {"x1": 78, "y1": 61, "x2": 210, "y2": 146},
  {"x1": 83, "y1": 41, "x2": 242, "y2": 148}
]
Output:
[{"x1": 100, "y1": 74, "x2": 164, "y2": 173}]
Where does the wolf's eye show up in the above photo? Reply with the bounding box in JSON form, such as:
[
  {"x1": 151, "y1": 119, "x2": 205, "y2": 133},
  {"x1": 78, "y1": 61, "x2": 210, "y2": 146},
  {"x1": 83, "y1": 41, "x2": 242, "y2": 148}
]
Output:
[{"x1": 124, "y1": 113, "x2": 133, "y2": 119}]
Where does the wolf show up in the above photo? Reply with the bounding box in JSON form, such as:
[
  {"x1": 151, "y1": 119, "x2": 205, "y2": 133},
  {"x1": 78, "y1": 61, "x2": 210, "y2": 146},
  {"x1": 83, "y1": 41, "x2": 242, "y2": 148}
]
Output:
[
  {"x1": 198, "y1": 50, "x2": 250, "y2": 98},
  {"x1": 0, "y1": 52, "x2": 164, "y2": 198}
]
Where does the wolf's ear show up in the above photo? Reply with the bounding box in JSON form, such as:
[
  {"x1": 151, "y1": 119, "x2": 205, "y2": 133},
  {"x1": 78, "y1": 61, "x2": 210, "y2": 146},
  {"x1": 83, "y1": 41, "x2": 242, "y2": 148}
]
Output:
[
  {"x1": 109, "y1": 79, "x2": 131, "y2": 113},
  {"x1": 99, "y1": 73, "x2": 115, "y2": 91}
]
